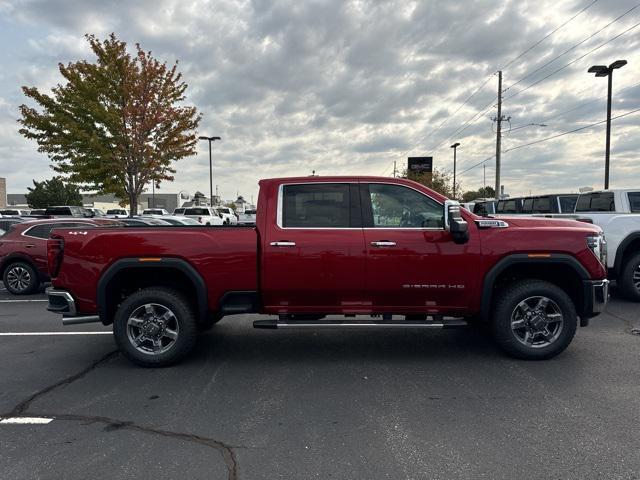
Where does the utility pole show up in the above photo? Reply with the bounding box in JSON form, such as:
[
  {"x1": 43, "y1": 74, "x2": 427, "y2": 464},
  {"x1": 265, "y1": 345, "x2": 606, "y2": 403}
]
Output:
[
  {"x1": 483, "y1": 164, "x2": 486, "y2": 190},
  {"x1": 494, "y1": 71, "x2": 503, "y2": 200}
]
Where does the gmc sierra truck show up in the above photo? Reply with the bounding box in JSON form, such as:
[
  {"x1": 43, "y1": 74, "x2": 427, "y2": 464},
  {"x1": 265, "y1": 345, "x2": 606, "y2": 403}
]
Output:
[{"x1": 46, "y1": 176, "x2": 609, "y2": 367}]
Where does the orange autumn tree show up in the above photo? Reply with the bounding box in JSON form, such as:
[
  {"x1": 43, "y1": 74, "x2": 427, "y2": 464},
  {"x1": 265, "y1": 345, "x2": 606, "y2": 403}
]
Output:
[{"x1": 19, "y1": 33, "x2": 201, "y2": 215}]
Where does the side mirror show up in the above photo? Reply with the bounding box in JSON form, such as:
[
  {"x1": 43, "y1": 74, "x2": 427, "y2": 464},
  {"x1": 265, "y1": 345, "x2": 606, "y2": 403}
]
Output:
[{"x1": 444, "y1": 200, "x2": 469, "y2": 245}]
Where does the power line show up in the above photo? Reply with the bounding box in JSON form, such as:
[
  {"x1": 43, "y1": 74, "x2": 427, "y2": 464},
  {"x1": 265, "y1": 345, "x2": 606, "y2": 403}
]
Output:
[
  {"x1": 457, "y1": 108, "x2": 640, "y2": 177},
  {"x1": 506, "y1": 20, "x2": 640, "y2": 101},
  {"x1": 505, "y1": 3, "x2": 640, "y2": 91},
  {"x1": 504, "y1": 107, "x2": 640, "y2": 152},
  {"x1": 397, "y1": 73, "x2": 495, "y2": 159},
  {"x1": 501, "y1": 0, "x2": 599, "y2": 71},
  {"x1": 458, "y1": 155, "x2": 496, "y2": 176}
]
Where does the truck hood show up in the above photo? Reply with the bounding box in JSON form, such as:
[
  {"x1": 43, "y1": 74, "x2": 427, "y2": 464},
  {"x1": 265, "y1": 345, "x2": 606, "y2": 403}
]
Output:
[{"x1": 493, "y1": 215, "x2": 601, "y2": 233}]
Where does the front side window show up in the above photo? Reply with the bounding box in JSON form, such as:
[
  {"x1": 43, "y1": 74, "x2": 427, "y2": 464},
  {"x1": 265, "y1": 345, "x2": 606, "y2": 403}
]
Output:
[
  {"x1": 522, "y1": 198, "x2": 534, "y2": 213},
  {"x1": 532, "y1": 197, "x2": 551, "y2": 213},
  {"x1": 627, "y1": 192, "x2": 640, "y2": 213},
  {"x1": 367, "y1": 184, "x2": 443, "y2": 228},
  {"x1": 282, "y1": 184, "x2": 351, "y2": 228}
]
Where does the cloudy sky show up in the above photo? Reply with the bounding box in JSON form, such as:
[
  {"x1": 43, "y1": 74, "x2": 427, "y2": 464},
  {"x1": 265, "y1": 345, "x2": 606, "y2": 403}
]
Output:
[{"x1": 0, "y1": 0, "x2": 638, "y2": 203}]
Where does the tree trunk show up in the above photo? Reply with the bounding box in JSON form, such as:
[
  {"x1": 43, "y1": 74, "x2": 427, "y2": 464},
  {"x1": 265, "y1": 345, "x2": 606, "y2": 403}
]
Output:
[{"x1": 129, "y1": 191, "x2": 137, "y2": 216}]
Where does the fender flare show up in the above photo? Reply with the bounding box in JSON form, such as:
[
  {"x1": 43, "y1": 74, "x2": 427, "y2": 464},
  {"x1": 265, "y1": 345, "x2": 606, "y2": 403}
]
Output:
[
  {"x1": 97, "y1": 258, "x2": 208, "y2": 323},
  {"x1": 480, "y1": 253, "x2": 590, "y2": 321},
  {"x1": 613, "y1": 232, "x2": 640, "y2": 277}
]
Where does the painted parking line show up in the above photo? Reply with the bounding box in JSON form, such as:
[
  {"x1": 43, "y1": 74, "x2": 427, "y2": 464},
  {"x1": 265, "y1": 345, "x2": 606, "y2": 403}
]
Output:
[
  {"x1": 0, "y1": 417, "x2": 54, "y2": 425},
  {"x1": 0, "y1": 299, "x2": 48, "y2": 303},
  {"x1": 0, "y1": 332, "x2": 111, "y2": 336}
]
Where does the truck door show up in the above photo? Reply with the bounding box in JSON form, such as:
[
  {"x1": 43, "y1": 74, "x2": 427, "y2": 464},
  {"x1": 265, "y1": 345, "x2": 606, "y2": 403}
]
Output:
[
  {"x1": 262, "y1": 182, "x2": 368, "y2": 313},
  {"x1": 360, "y1": 182, "x2": 481, "y2": 314}
]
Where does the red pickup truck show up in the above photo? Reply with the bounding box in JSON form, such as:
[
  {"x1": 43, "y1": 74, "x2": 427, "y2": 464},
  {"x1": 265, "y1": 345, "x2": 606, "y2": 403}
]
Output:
[{"x1": 46, "y1": 176, "x2": 609, "y2": 367}]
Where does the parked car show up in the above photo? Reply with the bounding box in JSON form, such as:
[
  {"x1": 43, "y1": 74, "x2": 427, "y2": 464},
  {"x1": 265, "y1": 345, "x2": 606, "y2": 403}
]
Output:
[
  {"x1": 138, "y1": 215, "x2": 201, "y2": 226},
  {"x1": 142, "y1": 208, "x2": 170, "y2": 216},
  {"x1": 0, "y1": 218, "x2": 121, "y2": 295},
  {"x1": 496, "y1": 197, "x2": 524, "y2": 214},
  {"x1": 0, "y1": 208, "x2": 30, "y2": 216},
  {"x1": 106, "y1": 208, "x2": 129, "y2": 218},
  {"x1": 0, "y1": 217, "x2": 26, "y2": 233},
  {"x1": 85, "y1": 208, "x2": 106, "y2": 217},
  {"x1": 518, "y1": 194, "x2": 579, "y2": 215},
  {"x1": 472, "y1": 198, "x2": 497, "y2": 216},
  {"x1": 237, "y1": 209, "x2": 257, "y2": 225},
  {"x1": 119, "y1": 217, "x2": 172, "y2": 226},
  {"x1": 216, "y1": 207, "x2": 238, "y2": 225},
  {"x1": 570, "y1": 189, "x2": 640, "y2": 301},
  {"x1": 182, "y1": 207, "x2": 224, "y2": 225},
  {"x1": 45, "y1": 206, "x2": 92, "y2": 217},
  {"x1": 46, "y1": 176, "x2": 608, "y2": 367}
]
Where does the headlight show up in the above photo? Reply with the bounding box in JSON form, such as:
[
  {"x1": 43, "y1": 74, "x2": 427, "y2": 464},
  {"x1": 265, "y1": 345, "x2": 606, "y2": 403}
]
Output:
[{"x1": 587, "y1": 233, "x2": 607, "y2": 267}]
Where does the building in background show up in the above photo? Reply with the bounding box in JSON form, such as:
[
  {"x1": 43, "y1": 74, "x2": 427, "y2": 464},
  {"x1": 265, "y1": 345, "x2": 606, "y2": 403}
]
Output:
[{"x1": 0, "y1": 178, "x2": 6, "y2": 208}]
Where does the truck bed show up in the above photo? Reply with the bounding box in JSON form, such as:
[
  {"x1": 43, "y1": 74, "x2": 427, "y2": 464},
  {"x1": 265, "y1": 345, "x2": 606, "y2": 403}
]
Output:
[{"x1": 51, "y1": 226, "x2": 258, "y2": 316}]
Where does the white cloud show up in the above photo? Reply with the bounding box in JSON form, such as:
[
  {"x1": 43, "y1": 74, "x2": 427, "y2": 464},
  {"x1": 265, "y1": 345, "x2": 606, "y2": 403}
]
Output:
[{"x1": 0, "y1": 0, "x2": 638, "y2": 202}]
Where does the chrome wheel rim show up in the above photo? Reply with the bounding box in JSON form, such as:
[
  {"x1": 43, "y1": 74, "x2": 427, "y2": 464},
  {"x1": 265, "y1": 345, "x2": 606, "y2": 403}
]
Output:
[
  {"x1": 6, "y1": 266, "x2": 31, "y2": 292},
  {"x1": 510, "y1": 296, "x2": 564, "y2": 349},
  {"x1": 126, "y1": 303, "x2": 179, "y2": 355},
  {"x1": 633, "y1": 264, "x2": 640, "y2": 293}
]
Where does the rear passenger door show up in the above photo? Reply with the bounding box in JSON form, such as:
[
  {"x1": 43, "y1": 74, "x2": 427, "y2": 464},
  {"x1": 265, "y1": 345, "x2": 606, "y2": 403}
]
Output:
[{"x1": 262, "y1": 183, "x2": 368, "y2": 312}]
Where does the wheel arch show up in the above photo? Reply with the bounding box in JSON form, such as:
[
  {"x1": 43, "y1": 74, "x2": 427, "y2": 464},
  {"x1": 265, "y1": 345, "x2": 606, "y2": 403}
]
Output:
[
  {"x1": 480, "y1": 254, "x2": 590, "y2": 323},
  {"x1": 0, "y1": 254, "x2": 42, "y2": 281},
  {"x1": 612, "y1": 233, "x2": 640, "y2": 278},
  {"x1": 97, "y1": 258, "x2": 208, "y2": 326}
]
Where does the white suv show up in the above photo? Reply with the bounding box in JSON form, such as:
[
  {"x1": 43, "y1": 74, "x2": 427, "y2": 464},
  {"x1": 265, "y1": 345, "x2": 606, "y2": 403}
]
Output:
[
  {"x1": 183, "y1": 207, "x2": 224, "y2": 225},
  {"x1": 216, "y1": 207, "x2": 238, "y2": 225}
]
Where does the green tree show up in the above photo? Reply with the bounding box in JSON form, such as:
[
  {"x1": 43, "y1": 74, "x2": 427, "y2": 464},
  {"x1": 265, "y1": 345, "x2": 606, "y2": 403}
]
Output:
[
  {"x1": 18, "y1": 33, "x2": 201, "y2": 215},
  {"x1": 25, "y1": 177, "x2": 83, "y2": 208},
  {"x1": 461, "y1": 186, "x2": 496, "y2": 202},
  {"x1": 404, "y1": 167, "x2": 456, "y2": 199}
]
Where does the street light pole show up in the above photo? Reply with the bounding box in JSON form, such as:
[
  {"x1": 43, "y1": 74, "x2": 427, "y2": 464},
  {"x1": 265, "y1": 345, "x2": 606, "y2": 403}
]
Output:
[
  {"x1": 198, "y1": 136, "x2": 221, "y2": 206},
  {"x1": 450, "y1": 142, "x2": 460, "y2": 199},
  {"x1": 588, "y1": 59, "x2": 627, "y2": 189}
]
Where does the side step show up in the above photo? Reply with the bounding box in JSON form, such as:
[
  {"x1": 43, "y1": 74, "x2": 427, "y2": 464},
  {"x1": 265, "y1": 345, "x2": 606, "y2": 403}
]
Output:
[{"x1": 253, "y1": 318, "x2": 468, "y2": 329}]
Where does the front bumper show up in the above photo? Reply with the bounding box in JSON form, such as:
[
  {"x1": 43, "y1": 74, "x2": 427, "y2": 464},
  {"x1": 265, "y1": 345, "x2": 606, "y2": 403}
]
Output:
[
  {"x1": 46, "y1": 287, "x2": 101, "y2": 325},
  {"x1": 581, "y1": 279, "x2": 609, "y2": 322}
]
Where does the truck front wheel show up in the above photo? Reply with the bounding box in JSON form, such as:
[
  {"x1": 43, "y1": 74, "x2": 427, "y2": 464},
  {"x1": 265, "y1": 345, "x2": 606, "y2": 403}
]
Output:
[
  {"x1": 619, "y1": 251, "x2": 640, "y2": 302},
  {"x1": 491, "y1": 280, "x2": 577, "y2": 360},
  {"x1": 113, "y1": 287, "x2": 198, "y2": 367}
]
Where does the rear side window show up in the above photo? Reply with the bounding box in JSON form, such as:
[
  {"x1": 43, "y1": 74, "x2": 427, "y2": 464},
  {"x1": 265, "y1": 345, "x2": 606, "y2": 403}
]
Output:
[
  {"x1": 25, "y1": 222, "x2": 94, "y2": 239},
  {"x1": 46, "y1": 207, "x2": 71, "y2": 215},
  {"x1": 521, "y1": 198, "x2": 534, "y2": 213},
  {"x1": 282, "y1": 184, "x2": 351, "y2": 228},
  {"x1": 499, "y1": 200, "x2": 519, "y2": 213},
  {"x1": 559, "y1": 195, "x2": 578, "y2": 213},
  {"x1": 0, "y1": 209, "x2": 19, "y2": 215},
  {"x1": 628, "y1": 192, "x2": 640, "y2": 213},
  {"x1": 576, "y1": 192, "x2": 615, "y2": 212},
  {"x1": 185, "y1": 208, "x2": 211, "y2": 216},
  {"x1": 174, "y1": 208, "x2": 185, "y2": 215}
]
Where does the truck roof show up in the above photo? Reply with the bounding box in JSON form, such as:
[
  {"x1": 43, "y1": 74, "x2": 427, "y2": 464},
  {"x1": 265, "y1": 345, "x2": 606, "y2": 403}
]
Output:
[{"x1": 258, "y1": 176, "x2": 448, "y2": 202}]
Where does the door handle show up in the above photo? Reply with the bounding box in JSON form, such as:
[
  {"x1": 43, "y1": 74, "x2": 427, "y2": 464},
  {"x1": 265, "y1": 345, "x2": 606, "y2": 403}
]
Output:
[
  {"x1": 270, "y1": 241, "x2": 296, "y2": 247},
  {"x1": 370, "y1": 241, "x2": 396, "y2": 247},
  {"x1": 25, "y1": 244, "x2": 36, "y2": 248}
]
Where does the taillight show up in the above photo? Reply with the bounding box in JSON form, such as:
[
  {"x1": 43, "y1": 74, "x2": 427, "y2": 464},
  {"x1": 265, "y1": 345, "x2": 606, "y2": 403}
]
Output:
[{"x1": 47, "y1": 235, "x2": 64, "y2": 278}]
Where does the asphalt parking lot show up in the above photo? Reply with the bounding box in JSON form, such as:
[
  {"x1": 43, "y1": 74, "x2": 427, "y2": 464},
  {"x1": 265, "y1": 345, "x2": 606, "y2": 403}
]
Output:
[{"x1": 0, "y1": 284, "x2": 639, "y2": 480}]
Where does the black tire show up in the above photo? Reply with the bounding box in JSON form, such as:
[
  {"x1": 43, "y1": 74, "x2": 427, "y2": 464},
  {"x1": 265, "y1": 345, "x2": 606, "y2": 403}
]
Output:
[
  {"x1": 113, "y1": 288, "x2": 198, "y2": 367},
  {"x1": 3, "y1": 261, "x2": 39, "y2": 295},
  {"x1": 619, "y1": 251, "x2": 640, "y2": 302},
  {"x1": 491, "y1": 279, "x2": 577, "y2": 360}
]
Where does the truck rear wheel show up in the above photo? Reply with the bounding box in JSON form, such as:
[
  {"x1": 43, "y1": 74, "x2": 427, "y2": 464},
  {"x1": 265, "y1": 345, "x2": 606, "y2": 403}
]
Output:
[
  {"x1": 619, "y1": 251, "x2": 640, "y2": 302},
  {"x1": 113, "y1": 288, "x2": 198, "y2": 367},
  {"x1": 491, "y1": 279, "x2": 577, "y2": 360}
]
